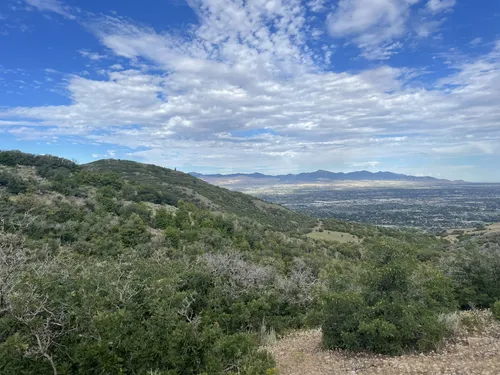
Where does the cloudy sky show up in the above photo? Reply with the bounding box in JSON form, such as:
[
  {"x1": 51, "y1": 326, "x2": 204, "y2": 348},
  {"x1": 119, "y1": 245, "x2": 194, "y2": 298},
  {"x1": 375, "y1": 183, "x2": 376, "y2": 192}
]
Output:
[{"x1": 0, "y1": 0, "x2": 499, "y2": 181}]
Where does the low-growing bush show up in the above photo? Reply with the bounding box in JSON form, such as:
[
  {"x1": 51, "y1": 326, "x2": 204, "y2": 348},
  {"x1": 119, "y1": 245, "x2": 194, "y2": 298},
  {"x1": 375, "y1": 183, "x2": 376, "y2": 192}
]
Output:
[
  {"x1": 493, "y1": 301, "x2": 500, "y2": 321},
  {"x1": 322, "y1": 239, "x2": 455, "y2": 355},
  {"x1": 439, "y1": 244, "x2": 500, "y2": 308}
]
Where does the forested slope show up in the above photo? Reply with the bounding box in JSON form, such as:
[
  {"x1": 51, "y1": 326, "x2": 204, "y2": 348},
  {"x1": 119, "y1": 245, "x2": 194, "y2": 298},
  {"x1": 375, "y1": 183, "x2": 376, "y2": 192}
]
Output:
[{"x1": 0, "y1": 150, "x2": 499, "y2": 375}]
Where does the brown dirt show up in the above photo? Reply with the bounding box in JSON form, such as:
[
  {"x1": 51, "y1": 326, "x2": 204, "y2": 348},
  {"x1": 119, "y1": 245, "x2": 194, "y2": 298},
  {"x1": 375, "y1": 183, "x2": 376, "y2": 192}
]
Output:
[
  {"x1": 442, "y1": 222, "x2": 500, "y2": 243},
  {"x1": 267, "y1": 320, "x2": 500, "y2": 375}
]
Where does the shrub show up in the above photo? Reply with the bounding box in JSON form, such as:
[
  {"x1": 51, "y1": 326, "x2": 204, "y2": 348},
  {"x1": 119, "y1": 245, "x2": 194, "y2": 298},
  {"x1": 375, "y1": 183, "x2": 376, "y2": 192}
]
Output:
[
  {"x1": 119, "y1": 202, "x2": 152, "y2": 223},
  {"x1": 154, "y1": 208, "x2": 174, "y2": 229},
  {"x1": 165, "y1": 226, "x2": 181, "y2": 248},
  {"x1": 119, "y1": 213, "x2": 151, "y2": 247},
  {"x1": 493, "y1": 301, "x2": 500, "y2": 321},
  {"x1": 322, "y1": 239, "x2": 455, "y2": 355},
  {"x1": 0, "y1": 172, "x2": 30, "y2": 194},
  {"x1": 440, "y1": 243, "x2": 500, "y2": 308}
]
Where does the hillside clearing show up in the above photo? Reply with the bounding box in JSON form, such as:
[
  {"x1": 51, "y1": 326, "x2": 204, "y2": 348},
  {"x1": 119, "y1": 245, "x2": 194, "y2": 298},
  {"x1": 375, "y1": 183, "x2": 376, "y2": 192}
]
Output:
[
  {"x1": 268, "y1": 311, "x2": 500, "y2": 375},
  {"x1": 307, "y1": 230, "x2": 360, "y2": 243},
  {"x1": 443, "y1": 222, "x2": 500, "y2": 243},
  {"x1": 307, "y1": 220, "x2": 361, "y2": 243}
]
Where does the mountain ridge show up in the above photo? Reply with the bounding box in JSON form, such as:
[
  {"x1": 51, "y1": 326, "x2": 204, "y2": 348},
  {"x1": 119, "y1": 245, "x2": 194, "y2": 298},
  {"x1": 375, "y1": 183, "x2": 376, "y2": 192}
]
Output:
[{"x1": 190, "y1": 169, "x2": 464, "y2": 183}]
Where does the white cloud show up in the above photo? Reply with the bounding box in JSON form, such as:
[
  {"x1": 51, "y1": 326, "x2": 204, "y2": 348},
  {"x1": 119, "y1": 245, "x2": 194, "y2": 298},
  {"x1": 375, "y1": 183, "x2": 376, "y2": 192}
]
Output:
[
  {"x1": 78, "y1": 49, "x2": 106, "y2": 61},
  {"x1": 308, "y1": 0, "x2": 326, "y2": 12},
  {"x1": 24, "y1": 0, "x2": 75, "y2": 19},
  {"x1": 1, "y1": 0, "x2": 500, "y2": 179},
  {"x1": 469, "y1": 37, "x2": 482, "y2": 46},
  {"x1": 426, "y1": 0, "x2": 455, "y2": 14},
  {"x1": 350, "y1": 161, "x2": 381, "y2": 168},
  {"x1": 327, "y1": 0, "x2": 418, "y2": 59},
  {"x1": 326, "y1": 0, "x2": 455, "y2": 59}
]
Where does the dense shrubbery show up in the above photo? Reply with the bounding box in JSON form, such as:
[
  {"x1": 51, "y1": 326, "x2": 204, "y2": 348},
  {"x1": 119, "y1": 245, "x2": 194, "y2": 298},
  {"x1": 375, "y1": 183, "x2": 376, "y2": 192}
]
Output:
[
  {"x1": 322, "y1": 239, "x2": 455, "y2": 354},
  {"x1": 439, "y1": 243, "x2": 500, "y2": 308},
  {"x1": 0, "y1": 247, "x2": 282, "y2": 375},
  {"x1": 0, "y1": 153, "x2": 326, "y2": 374},
  {"x1": 1, "y1": 151, "x2": 500, "y2": 373}
]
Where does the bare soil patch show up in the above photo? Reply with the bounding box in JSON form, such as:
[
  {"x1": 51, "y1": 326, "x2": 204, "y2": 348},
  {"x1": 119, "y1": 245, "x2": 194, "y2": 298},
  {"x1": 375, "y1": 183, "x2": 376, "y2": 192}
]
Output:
[{"x1": 267, "y1": 312, "x2": 500, "y2": 375}]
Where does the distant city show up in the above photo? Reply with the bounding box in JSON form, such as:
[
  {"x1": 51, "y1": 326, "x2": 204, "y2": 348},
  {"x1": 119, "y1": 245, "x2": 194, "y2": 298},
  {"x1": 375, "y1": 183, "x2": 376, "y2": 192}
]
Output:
[{"x1": 193, "y1": 171, "x2": 500, "y2": 233}]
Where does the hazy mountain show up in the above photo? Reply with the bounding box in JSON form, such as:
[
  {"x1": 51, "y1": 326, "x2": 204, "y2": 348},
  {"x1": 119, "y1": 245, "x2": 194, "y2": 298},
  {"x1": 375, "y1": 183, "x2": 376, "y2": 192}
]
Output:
[{"x1": 190, "y1": 169, "x2": 457, "y2": 183}]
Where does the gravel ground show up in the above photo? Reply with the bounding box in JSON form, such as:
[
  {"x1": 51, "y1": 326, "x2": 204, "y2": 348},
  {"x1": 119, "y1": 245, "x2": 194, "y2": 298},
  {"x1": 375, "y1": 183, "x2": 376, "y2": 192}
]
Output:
[{"x1": 267, "y1": 312, "x2": 500, "y2": 375}]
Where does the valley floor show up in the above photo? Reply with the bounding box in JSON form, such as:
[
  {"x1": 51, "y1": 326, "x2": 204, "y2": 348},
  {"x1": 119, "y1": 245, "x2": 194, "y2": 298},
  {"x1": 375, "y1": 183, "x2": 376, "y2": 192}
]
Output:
[{"x1": 267, "y1": 321, "x2": 500, "y2": 375}]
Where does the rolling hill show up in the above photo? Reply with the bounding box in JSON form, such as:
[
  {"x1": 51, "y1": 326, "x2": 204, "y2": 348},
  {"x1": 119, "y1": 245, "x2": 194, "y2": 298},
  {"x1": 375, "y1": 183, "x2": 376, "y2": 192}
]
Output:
[{"x1": 84, "y1": 158, "x2": 315, "y2": 232}]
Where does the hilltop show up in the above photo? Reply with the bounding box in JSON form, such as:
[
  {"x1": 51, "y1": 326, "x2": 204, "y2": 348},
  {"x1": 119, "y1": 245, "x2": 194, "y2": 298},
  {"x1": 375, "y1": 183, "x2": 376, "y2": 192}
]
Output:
[{"x1": 85, "y1": 158, "x2": 315, "y2": 233}]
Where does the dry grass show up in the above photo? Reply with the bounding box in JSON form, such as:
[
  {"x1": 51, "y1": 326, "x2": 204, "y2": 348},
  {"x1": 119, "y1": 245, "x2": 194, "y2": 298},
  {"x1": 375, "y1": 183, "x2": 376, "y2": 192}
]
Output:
[
  {"x1": 443, "y1": 222, "x2": 500, "y2": 243},
  {"x1": 253, "y1": 199, "x2": 289, "y2": 212},
  {"x1": 307, "y1": 230, "x2": 360, "y2": 243},
  {"x1": 307, "y1": 220, "x2": 361, "y2": 243},
  {"x1": 267, "y1": 310, "x2": 500, "y2": 375}
]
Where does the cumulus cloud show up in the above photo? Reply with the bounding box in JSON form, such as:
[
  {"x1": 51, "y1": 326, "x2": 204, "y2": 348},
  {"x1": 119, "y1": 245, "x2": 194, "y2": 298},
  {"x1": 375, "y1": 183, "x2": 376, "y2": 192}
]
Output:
[{"x1": 2, "y1": 0, "x2": 500, "y2": 178}]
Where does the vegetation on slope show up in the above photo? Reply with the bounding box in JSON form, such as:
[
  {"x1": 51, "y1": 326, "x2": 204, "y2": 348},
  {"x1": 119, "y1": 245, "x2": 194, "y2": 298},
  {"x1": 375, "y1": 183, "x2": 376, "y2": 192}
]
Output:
[
  {"x1": 85, "y1": 158, "x2": 315, "y2": 233},
  {"x1": 0, "y1": 150, "x2": 499, "y2": 374}
]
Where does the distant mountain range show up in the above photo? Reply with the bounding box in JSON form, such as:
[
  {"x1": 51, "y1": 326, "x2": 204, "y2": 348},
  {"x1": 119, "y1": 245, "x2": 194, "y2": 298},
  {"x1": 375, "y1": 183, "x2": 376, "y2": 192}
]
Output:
[{"x1": 190, "y1": 170, "x2": 462, "y2": 184}]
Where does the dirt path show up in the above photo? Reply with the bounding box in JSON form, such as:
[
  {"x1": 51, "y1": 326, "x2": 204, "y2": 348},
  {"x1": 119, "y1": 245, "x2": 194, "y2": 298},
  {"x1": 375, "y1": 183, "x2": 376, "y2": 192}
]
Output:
[{"x1": 267, "y1": 328, "x2": 500, "y2": 375}]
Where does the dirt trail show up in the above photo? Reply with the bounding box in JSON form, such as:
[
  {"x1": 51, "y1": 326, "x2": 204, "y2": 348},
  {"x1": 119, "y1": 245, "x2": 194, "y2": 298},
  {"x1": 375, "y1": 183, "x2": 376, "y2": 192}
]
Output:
[{"x1": 267, "y1": 328, "x2": 500, "y2": 375}]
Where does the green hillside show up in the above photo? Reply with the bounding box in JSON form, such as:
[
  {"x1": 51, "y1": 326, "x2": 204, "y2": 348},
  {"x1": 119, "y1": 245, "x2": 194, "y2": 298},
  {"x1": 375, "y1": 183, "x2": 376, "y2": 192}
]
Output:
[
  {"x1": 1, "y1": 150, "x2": 499, "y2": 375},
  {"x1": 84, "y1": 158, "x2": 315, "y2": 233}
]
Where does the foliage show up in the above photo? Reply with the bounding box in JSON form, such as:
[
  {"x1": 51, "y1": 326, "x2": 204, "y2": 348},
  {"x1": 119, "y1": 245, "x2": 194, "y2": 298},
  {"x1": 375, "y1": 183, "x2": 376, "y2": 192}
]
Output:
[
  {"x1": 85, "y1": 158, "x2": 315, "y2": 232},
  {"x1": 0, "y1": 171, "x2": 30, "y2": 194},
  {"x1": 322, "y1": 239, "x2": 455, "y2": 355},
  {"x1": 493, "y1": 301, "x2": 500, "y2": 321},
  {"x1": 439, "y1": 243, "x2": 500, "y2": 308},
  {"x1": 0, "y1": 150, "x2": 498, "y2": 373}
]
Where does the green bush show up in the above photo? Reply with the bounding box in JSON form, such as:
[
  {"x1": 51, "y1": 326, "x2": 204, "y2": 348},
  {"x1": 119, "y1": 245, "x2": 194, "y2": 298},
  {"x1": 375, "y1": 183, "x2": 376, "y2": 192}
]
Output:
[
  {"x1": 440, "y1": 244, "x2": 500, "y2": 308},
  {"x1": 154, "y1": 208, "x2": 175, "y2": 229},
  {"x1": 322, "y1": 239, "x2": 455, "y2": 355},
  {"x1": 119, "y1": 213, "x2": 151, "y2": 247},
  {"x1": 165, "y1": 226, "x2": 181, "y2": 248},
  {"x1": 493, "y1": 301, "x2": 500, "y2": 321}
]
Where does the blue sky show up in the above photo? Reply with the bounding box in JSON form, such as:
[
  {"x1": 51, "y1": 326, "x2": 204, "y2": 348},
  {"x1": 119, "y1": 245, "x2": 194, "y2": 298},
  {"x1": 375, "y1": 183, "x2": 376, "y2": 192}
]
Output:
[{"x1": 0, "y1": 0, "x2": 499, "y2": 181}]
